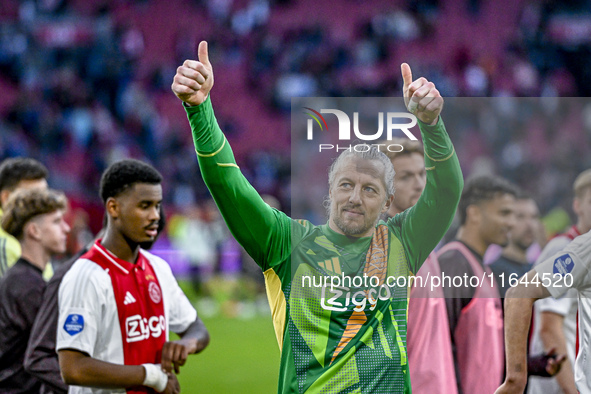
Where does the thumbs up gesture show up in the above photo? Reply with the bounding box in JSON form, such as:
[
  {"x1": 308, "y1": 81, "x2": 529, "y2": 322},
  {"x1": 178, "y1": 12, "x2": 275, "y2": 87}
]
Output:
[
  {"x1": 172, "y1": 41, "x2": 214, "y2": 106},
  {"x1": 401, "y1": 63, "x2": 443, "y2": 126}
]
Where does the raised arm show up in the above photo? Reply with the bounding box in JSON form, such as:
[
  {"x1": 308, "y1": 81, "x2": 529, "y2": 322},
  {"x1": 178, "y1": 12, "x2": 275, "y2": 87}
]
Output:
[
  {"x1": 171, "y1": 42, "x2": 290, "y2": 270},
  {"x1": 391, "y1": 64, "x2": 463, "y2": 272}
]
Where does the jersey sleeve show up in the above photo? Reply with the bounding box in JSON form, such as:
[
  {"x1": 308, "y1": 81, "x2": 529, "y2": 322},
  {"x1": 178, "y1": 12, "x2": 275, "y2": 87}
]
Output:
[
  {"x1": 25, "y1": 275, "x2": 69, "y2": 393},
  {"x1": 151, "y1": 256, "x2": 197, "y2": 334},
  {"x1": 0, "y1": 232, "x2": 21, "y2": 277},
  {"x1": 56, "y1": 260, "x2": 106, "y2": 356},
  {"x1": 533, "y1": 236, "x2": 576, "y2": 314},
  {"x1": 388, "y1": 117, "x2": 463, "y2": 273},
  {"x1": 185, "y1": 97, "x2": 291, "y2": 271},
  {"x1": 167, "y1": 282, "x2": 197, "y2": 334},
  {"x1": 534, "y1": 230, "x2": 591, "y2": 298}
]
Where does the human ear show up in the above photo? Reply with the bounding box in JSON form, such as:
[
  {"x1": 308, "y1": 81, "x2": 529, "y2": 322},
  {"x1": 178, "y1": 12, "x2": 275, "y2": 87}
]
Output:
[
  {"x1": 466, "y1": 204, "x2": 481, "y2": 225},
  {"x1": 0, "y1": 190, "x2": 11, "y2": 208},
  {"x1": 106, "y1": 197, "x2": 120, "y2": 219},
  {"x1": 573, "y1": 198, "x2": 580, "y2": 217},
  {"x1": 382, "y1": 195, "x2": 394, "y2": 213},
  {"x1": 25, "y1": 221, "x2": 41, "y2": 242}
]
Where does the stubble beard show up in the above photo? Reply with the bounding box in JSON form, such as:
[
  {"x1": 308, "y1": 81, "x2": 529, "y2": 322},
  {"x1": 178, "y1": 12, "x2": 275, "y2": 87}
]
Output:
[
  {"x1": 333, "y1": 208, "x2": 375, "y2": 236},
  {"x1": 334, "y1": 217, "x2": 367, "y2": 236}
]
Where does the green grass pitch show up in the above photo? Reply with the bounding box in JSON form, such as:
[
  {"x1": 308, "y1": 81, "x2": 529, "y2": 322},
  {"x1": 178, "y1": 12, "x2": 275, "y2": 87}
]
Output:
[{"x1": 174, "y1": 314, "x2": 280, "y2": 393}]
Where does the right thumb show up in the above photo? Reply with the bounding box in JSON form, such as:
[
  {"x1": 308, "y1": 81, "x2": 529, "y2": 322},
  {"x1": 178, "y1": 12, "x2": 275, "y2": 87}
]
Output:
[
  {"x1": 198, "y1": 41, "x2": 210, "y2": 66},
  {"x1": 401, "y1": 63, "x2": 412, "y2": 91}
]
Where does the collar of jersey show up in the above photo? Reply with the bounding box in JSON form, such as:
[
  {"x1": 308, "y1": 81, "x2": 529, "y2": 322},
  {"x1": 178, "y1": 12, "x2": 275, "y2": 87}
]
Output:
[
  {"x1": 17, "y1": 257, "x2": 44, "y2": 274},
  {"x1": 454, "y1": 239, "x2": 484, "y2": 263},
  {"x1": 93, "y1": 240, "x2": 145, "y2": 275},
  {"x1": 320, "y1": 223, "x2": 373, "y2": 248}
]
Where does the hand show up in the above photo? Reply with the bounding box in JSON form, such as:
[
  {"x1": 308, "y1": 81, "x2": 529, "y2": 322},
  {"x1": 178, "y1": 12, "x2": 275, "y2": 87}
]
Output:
[
  {"x1": 161, "y1": 339, "x2": 193, "y2": 374},
  {"x1": 401, "y1": 63, "x2": 443, "y2": 125},
  {"x1": 544, "y1": 348, "x2": 567, "y2": 376},
  {"x1": 172, "y1": 41, "x2": 214, "y2": 106},
  {"x1": 161, "y1": 372, "x2": 180, "y2": 394}
]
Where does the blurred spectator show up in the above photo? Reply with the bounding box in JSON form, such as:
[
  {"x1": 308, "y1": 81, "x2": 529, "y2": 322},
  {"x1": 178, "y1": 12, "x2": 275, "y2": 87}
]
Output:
[
  {"x1": 168, "y1": 199, "x2": 228, "y2": 293},
  {"x1": 0, "y1": 0, "x2": 590, "y2": 290}
]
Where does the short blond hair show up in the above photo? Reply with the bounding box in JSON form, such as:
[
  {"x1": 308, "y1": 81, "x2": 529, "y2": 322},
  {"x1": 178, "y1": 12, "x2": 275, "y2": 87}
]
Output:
[
  {"x1": 1, "y1": 188, "x2": 67, "y2": 240},
  {"x1": 376, "y1": 138, "x2": 424, "y2": 162},
  {"x1": 574, "y1": 169, "x2": 591, "y2": 199}
]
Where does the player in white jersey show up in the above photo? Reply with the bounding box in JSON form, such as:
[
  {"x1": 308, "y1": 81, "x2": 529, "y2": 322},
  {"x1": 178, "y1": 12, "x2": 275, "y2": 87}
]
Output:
[
  {"x1": 528, "y1": 230, "x2": 579, "y2": 394},
  {"x1": 528, "y1": 169, "x2": 591, "y2": 394},
  {"x1": 497, "y1": 228, "x2": 591, "y2": 394},
  {"x1": 57, "y1": 159, "x2": 209, "y2": 394}
]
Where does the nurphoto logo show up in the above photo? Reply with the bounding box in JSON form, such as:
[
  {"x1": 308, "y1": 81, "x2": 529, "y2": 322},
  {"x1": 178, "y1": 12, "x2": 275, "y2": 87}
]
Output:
[{"x1": 304, "y1": 107, "x2": 419, "y2": 152}]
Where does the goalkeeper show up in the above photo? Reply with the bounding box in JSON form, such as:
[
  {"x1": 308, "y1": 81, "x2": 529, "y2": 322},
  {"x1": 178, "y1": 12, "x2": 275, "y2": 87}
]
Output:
[{"x1": 172, "y1": 41, "x2": 463, "y2": 394}]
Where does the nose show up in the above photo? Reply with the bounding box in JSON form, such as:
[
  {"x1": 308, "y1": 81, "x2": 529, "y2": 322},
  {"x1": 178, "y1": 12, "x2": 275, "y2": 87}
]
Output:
[
  {"x1": 149, "y1": 206, "x2": 160, "y2": 221},
  {"x1": 348, "y1": 185, "x2": 362, "y2": 205},
  {"x1": 414, "y1": 174, "x2": 426, "y2": 191},
  {"x1": 507, "y1": 214, "x2": 516, "y2": 230},
  {"x1": 63, "y1": 220, "x2": 71, "y2": 234}
]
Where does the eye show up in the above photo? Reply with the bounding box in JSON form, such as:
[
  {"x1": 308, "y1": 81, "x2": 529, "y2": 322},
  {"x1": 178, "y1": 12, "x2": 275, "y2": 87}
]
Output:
[
  {"x1": 364, "y1": 186, "x2": 376, "y2": 193},
  {"x1": 340, "y1": 182, "x2": 352, "y2": 189}
]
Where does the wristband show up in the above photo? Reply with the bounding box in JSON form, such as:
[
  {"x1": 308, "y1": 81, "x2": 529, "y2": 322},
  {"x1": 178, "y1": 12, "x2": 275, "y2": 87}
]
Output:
[{"x1": 142, "y1": 363, "x2": 168, "y2": 392}]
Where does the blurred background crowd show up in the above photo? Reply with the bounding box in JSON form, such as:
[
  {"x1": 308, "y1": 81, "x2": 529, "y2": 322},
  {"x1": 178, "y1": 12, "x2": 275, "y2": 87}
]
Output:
[{"x1": 1, "y1": 0, "x2": 591, "y2": 311}]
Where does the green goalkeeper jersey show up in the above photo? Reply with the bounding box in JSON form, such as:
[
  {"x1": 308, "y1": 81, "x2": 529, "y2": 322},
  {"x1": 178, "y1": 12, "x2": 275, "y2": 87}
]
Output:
[{"x1": 186, "y1": 96, "x2": 463, "y2": 394}]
